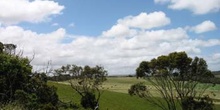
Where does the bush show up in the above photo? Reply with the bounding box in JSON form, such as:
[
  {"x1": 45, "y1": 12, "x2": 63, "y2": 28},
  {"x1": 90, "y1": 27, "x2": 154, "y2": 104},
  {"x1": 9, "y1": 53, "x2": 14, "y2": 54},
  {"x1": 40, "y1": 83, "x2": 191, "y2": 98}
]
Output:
[
  {"x1": 182, "y1": 96, "x2": 213, "y2": 110},
  {"x1": 128, "y1": 82, "x2": 147, "y2": 97},
  {"x1": 81, "y1": 92, "x2": 98, "y2": 109},
  {"x1": 0, "y1": 45, "x2": 59, "y2": 109}
]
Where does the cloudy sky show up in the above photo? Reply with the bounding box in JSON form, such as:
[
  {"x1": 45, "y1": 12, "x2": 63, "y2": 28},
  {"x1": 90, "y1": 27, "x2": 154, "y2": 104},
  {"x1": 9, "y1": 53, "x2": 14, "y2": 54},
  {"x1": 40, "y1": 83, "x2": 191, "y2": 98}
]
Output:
[{"x1": 0, "y1": 0, "x2": 220, "y2": 75}]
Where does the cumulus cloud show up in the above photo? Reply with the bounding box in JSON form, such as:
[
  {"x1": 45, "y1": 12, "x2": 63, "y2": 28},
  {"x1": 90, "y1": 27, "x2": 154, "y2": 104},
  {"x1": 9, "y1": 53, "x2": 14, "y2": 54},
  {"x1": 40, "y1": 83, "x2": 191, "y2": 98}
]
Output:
[
  {"x1": 155, "y1": 0, "x2": 220, "y2": 14},
  {"x1": 117, "y1": 12, "x2": 170, "y2": 29},
  {"x1": 0, "y1": 26, "x2": 66, "y2": 65},
  {"x1": 103, "y1": 11, "x2": 170, "y2": 38},
  {"x1": 0, "y1": 0, "x2": 64, "y2": 25},
  {"x1": 205, "y1": 53, "x2": 220, "y2": 71},
  {"x1": 0, "y1": 8, "x2": 219, "y2": 75},
  {"x1": 1, "y1": 24, "x2": 220, "y2": 75},
  {"x1": 102, "y1": 24, "x2": 137, "y2": 38},
  {"x1": 190, "y1": 20, "x2": 217, "y2": 33}
]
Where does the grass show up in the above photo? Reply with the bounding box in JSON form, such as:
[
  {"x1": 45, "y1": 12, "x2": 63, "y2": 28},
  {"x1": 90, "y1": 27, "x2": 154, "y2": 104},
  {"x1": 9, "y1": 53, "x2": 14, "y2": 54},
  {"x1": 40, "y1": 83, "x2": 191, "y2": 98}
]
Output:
[
  {"x1": 48, "y1": 81, "x2": 159, "y2": 110},
  {"x1": 48, "y1": 77, "x2": 220, "y2": 110},
  {"x1": 101, "y1": 77, "x2": 147, "y2": 93},
  {"x1": 0, "y1": 103, "x2": 24, "y2": 110}
]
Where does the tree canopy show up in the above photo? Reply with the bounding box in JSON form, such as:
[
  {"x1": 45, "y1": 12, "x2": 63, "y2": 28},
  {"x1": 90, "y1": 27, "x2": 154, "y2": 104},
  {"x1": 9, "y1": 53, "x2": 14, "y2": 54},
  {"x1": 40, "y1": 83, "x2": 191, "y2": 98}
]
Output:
[
  {"x1": 132, "y1": 51, "x2": 215, "y2": 110},
  {"x1": 54, "y1": 64, "x2": 108, "y2": 109},
  {"x1": 0, "y1": 42, "x2": 59, "y2": 109},
  {"x1": 136, "y1": 51, "x2": 214, "y2": 80}
]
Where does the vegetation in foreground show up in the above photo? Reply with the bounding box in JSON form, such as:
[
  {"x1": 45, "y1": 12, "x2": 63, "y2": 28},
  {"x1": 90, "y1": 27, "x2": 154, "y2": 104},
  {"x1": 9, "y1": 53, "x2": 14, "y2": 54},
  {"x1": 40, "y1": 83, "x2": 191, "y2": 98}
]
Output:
[
  {"x1": 0, "y1": 42, "x2": 59, "y2": 109},
  {"x1": 1, "y1": 42, "x2": 220, "y2": 110}
]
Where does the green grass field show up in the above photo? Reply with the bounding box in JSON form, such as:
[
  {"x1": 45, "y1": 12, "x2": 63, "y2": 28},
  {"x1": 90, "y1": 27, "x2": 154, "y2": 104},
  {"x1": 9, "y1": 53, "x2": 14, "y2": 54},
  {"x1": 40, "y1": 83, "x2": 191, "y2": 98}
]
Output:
[
  {"x1": 48, "y1": 81, "x2": 159, "y2": 110},
  {"x1": 48, "y1": 77, "x2": 220, "y2": 110}
]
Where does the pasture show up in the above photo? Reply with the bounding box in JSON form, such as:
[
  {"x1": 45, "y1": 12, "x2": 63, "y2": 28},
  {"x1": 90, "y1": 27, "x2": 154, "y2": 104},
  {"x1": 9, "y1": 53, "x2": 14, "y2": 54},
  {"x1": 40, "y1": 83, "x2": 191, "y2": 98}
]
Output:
[{"x1": 49, "y1": 77, "x2": 220, "y2": 110}]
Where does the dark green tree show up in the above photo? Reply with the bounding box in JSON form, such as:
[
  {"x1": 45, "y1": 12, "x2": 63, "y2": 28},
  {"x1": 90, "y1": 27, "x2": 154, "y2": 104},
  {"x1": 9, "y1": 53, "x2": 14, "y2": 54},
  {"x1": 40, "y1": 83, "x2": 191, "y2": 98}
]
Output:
[
  {"x1": 136, "y1": 61, "x2": 150, "y2": 78},
  {"x1": 131, "y1": 51, "x2": 215, "y2": 110},
  {"x1": 0, "y1": 42, "x2": 59, "y2": 109},
  {"x1": 53, "y1": 64, "x2": 107, "y2": 109},
  {"x1": 0, "y1": 42, "x2": 3, "y2": 53},
  {"x1": 67, "y1": 65, "x2": 107, "y2": 110},
  {"x1": 0, "y1": 51, "x2": 32, "y2": 102}
]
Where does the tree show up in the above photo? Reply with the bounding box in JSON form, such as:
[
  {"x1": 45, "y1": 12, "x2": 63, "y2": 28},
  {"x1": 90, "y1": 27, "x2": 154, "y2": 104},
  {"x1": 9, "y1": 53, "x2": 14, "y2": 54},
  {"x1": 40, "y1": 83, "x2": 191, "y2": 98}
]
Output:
[
  {"x1": 131, "y1": 51, "x2": 215, "y2": 110},
  {"x1": 54, "y1": 64, "x2": 108, "y2": 110},
  {"x1": 0, "y1": 50, "x2": 32, "y2": 102},
  {"x1": 0, "y1": 42, "x2": 59, "y2": 109},
  {"x1": 136, "y1": 61, "x2": 150, "y2": 78},
  {"x1": 3, "y1": 44, "x2": 17, "y2": 55},
  {"x1": 54, "y1": 65, "x2": 107, "y2": 109},
  {"x1": 0, "y1": 42, "x2": 3, "y2": 53}
]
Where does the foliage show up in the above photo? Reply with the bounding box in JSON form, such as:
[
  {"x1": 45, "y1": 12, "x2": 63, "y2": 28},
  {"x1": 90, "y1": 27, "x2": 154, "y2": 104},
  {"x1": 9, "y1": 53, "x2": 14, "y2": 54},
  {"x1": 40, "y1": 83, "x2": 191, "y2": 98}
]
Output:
[
  {"x1": 128, "y1": 82, "x2": 147, "y2": 97},
  {"x1": 182, "y1": 96, "x2": 213, "y2": 110},
  {"x1": 0, "y1": 51, "x2": 32, "y2": 102},
  {"x1": 0, "y1": 102, "x2": 24, "y2": 110},
  {"x1": 0, "y1": 42, "x2": 59, "y2": 109},
  {"x1": 80, "y1": 91, "x2": 98, "y2": 109},
  {"x1": 71, "y1": 65, "x2": 107, "y2": 110},
  {"x1": 136, "y1": 61, "x2": 150, "y2": 78},
  {"x1": 54, "y1": 64, "x2": 108, "y2": 109},
  {"x1": 133, "y1": 51, "x2": 215, "y2": 110}
]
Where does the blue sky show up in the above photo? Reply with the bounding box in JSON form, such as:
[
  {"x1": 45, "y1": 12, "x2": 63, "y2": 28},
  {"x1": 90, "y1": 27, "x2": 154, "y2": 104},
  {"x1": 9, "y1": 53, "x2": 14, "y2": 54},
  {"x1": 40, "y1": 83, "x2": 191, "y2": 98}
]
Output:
[
  {"x1": 0, "y1": 0, "x2": 220, "y2": 75},
  {"x1": 20, "y1": 0, "x2": 220, "y2": 36}
]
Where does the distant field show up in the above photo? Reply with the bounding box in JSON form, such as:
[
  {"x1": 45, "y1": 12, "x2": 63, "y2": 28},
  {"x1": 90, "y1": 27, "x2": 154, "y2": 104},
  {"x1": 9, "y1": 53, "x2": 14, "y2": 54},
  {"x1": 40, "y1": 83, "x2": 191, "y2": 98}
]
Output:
[
  {"x1": 49, "y1": 77, "x2": 220, "y2": 110},
  {"x1": 213, "y1": 71, "x2": 220, "y2": 78},
  {"x1": 215, "y1": 74, "x2": 220, "y2": 78},
  {"x1": 48, "y1": 81, "x2": 159, "y2": 110},
  {"x1": 101, "y1": 77, "x2": 147, "y2": 93}
]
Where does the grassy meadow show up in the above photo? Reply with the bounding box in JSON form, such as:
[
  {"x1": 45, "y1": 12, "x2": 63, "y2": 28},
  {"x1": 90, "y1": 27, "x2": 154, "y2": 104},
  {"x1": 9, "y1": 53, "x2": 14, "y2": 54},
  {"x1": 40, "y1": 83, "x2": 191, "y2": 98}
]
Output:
[{"x1": 48, "y1": 77, "x2": 220, "y2": 110}]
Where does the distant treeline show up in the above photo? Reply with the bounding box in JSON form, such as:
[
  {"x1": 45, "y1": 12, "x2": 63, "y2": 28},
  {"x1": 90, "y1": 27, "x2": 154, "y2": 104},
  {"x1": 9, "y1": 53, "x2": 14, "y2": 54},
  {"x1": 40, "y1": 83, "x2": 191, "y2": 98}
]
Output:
[
  {"x1": 47, "y1": 74, "x2": 73, "y2": 81},
  {"x1": 213, "y1": 71, "x2": 220, "y2": 80},
  {"x1": 212, "y1": 71, "x2": 220, "y2": 75}
]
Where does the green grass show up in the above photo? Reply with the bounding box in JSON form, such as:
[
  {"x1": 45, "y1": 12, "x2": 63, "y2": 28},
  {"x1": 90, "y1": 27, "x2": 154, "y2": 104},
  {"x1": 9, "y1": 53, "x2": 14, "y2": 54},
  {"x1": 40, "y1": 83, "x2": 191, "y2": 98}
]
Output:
[
  {"x1": 48, "y1": 77, "x2": 220, "y2": 110},
  {"x1": 48, "y1": 81, "x2": 159, "y2": 110},
  {"x1": 0, "y1": 103, "x2": 24, "y2": 110},
  {"x1": 101, "y1": 77, "x2": 147, "y2": 93}
]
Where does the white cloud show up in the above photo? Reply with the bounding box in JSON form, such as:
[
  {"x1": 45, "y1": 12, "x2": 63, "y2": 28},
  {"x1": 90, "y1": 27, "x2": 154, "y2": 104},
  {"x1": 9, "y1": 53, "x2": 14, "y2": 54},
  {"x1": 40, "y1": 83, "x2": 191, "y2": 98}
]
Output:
[
  {"x1": 191, "y1": 20, "x2": 217, "y2": 33},
  {"x1": 1, "y1": 25, "x2": 220, "y2": 75},
  {"x1": 118, "y1": 11, "x2": 170, "y2": 29},
  {"x1": 102, "y1": 24, "x2": 137, "y2": 38},
  {"x1": 205, "y1": 53, "x2": 220, "y2": 71},
  {"x1": 0, "y1": 0, "x2": 64, "y2": 25},
  {"x1": 0, "y1": 8, "x2": 220, "y2": 75},
  {"x1": 0, "y1": 26, "x2": 66, "y2": 65},
  {"x1": 102, "y1": 11, "x2": 170, "y2": 38},
  {"x1": 155, "y1": 0, "x2": 220, "y2": 14}
]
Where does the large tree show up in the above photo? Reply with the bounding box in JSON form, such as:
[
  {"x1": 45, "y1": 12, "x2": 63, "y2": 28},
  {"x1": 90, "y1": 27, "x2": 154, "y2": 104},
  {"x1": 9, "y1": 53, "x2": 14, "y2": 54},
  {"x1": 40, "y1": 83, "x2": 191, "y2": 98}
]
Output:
[
  {"x1": 71, "y1": 65, "x2": 107, "y2": 110},
  {"x1": 54, "y1": 64, "x2": 108, "y2": 110},
  {"x1": 131, "y1": 51, "x2": 215, "y2": 110},
  {"x1": 0, "y1": 42, "x2": 58, "y2": 109}
]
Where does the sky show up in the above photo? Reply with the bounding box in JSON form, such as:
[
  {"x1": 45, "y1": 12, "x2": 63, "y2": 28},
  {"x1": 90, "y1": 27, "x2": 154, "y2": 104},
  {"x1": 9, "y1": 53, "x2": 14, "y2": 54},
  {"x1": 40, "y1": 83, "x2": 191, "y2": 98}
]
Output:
[{"x1": 0, "y1": 0, "x2": 220, "y2": 75}]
